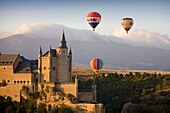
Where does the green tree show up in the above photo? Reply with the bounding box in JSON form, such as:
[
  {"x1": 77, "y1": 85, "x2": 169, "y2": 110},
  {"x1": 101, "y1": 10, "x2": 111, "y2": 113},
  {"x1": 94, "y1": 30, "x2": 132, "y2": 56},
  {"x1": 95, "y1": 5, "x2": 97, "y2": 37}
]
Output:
[
  {"x1": 58, "y1": 105, "x2": 73, "y2": 113},
  {"x1": 49, "y1": 106, "x2": 58, "y2": 113},
  {"x1": 36, "y1": 103, "x2": 47, "y2": 113},
  {"x1": 5, "y1": 106, "x2": 14, "y2": 113}
]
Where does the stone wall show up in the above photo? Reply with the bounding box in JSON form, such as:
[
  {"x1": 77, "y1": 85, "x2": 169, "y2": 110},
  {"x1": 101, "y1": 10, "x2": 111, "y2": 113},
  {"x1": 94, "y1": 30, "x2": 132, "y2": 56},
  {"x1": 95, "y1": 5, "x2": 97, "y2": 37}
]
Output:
[
  {"x1": 76, "y1": 103, "x2": 104, "y2": 113},
  {"x1": 78, "y1": 92, "x2": 94, "y2": 102},
  {"x1": 0, "y1": 65, "x2": 13, "y2": 84},
  {"x1": 40, "y1": 82, "x2": 77, "y2": 98},
  {"x1": 0, "y1": 84, "x2": 32, "y2": 101}
]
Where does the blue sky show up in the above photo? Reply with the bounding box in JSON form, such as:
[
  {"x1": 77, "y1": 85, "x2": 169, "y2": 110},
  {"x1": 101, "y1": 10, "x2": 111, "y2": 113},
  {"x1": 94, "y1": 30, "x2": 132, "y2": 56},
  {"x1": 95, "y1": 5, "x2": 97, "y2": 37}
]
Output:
[{"x1": 0, "y1": 0, "x2": 170, "y2": 36}]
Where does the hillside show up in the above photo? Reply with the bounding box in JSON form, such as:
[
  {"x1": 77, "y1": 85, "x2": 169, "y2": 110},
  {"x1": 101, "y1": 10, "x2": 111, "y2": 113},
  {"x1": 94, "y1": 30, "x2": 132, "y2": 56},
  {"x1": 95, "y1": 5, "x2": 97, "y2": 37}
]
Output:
[
  {"x1": 77, "y1": 69, "x2": 170, "y2": 113},
  {"x1": 121, "y1": 90, "x2": 170, "y2": 113}
]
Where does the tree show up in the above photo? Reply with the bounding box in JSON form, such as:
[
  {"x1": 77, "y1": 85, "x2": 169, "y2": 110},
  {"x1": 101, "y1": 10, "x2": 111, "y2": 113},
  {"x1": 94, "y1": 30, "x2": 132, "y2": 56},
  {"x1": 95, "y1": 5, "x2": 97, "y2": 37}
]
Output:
[
  {"x1": 5, "y1": 106, "x2": 14, "y2": 113},
  {"x1": 36, "y1": 103, "x2": 47, "y2": 113},
  {"x1": 49, "y1": 106, "x2": 58, "y2": 113},
  {"x1": 58, "y1": 105, "x2": 73, "y2": 113},
  {"x1": 26, "y1": 99, "x2": 37, "y2": 113}
]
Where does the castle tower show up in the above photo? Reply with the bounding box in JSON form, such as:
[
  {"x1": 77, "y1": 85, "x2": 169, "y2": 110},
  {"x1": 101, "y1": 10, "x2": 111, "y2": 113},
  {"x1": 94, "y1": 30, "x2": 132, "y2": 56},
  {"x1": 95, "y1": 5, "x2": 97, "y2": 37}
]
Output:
[
  {"x1": 56, "y1": 32, "x2": 71, "y2": 82},
  {"x1": 75, "y1": 76, "x2": 78, "y2": 98},
  {"x1": 38, "y1": 46, "x2": 42, "y2": 82},
  {"x1": 69, "y1": 48, "x2": 72, "y2": 82},
  {"x1": 48, "y1": 46, "x2": 52, "y2": 82},
  {"x1": 92, "y1": 80, "x2": 97, "y2": 102},
  {"x1": 48, "y1": 45, "x2": 57, "y2": 83}
]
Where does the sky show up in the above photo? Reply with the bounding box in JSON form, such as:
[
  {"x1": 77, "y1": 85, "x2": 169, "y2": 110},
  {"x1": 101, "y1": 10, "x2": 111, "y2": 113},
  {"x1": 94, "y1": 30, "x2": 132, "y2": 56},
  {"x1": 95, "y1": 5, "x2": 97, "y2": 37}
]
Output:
[{"x1": 0, "y1": 0, "x2": 170, "y2": 36}]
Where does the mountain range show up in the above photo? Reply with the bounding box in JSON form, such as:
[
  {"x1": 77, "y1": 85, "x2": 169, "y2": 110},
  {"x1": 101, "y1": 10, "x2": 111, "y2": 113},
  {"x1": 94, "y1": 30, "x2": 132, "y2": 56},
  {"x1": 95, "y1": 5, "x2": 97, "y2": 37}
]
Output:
[{"x1": 0, "y1": 23, "x2": 170, "y2": 70}]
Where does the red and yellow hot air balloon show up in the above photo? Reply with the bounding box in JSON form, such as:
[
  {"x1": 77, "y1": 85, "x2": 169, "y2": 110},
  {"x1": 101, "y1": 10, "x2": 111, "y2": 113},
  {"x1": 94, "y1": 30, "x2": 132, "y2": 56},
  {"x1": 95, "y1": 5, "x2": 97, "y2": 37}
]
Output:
[
  {"x1": 121, "y1": 17, "x2": 134, "y2": 34},
  {"x1": 90, "y1": 58, "x2": 104, "y2": 74},
  {"x1": 87, "y1": 12, "x2": 101, "y2": 31}
]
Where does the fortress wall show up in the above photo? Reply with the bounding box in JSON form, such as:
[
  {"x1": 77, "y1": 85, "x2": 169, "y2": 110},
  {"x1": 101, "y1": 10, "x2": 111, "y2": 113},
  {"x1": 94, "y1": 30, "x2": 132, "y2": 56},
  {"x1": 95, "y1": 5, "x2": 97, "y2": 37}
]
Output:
[
  {"x1": 13, "y1": 73, "x2": 33, "y2": 84},
  {"x1": 76, "y1": 103, "x2": 104, "y2": 113},
  {"x1": 40, "y1": 82, "x2": 77, "y2": 97},
  {"x1": 0, "y1": 65, "x2": 14, "y2": 84},
  {"x1": 78, "y1": 92, "x2": 94, "y2": 102},
  {"x1": 58, "y1": 83, "x2": 77, "y2": 97},
  {"x1": 0, "y1": 84, "x2": 23, "y2": 101}
]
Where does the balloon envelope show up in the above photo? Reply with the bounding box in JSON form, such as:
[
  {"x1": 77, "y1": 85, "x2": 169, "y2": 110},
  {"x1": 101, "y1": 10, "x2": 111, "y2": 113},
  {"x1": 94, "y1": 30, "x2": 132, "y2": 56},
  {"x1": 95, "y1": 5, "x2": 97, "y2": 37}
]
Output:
[
  {"x1": 90, "y1": 58, "x2": 103, "y2": 73},
  {"x1": 87, "y1": 12, "x2": 101, "y2": 31},
  {"x1": 121, "y1": 18, "x2": 134, "y2": 34}
]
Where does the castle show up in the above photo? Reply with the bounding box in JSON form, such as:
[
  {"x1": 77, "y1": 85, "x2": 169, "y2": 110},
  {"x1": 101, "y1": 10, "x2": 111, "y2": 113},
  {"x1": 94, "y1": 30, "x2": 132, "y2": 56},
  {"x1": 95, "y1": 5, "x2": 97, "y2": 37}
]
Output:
[{"x1": 0, "y1": 32, "x2": 104, "y2": 113}]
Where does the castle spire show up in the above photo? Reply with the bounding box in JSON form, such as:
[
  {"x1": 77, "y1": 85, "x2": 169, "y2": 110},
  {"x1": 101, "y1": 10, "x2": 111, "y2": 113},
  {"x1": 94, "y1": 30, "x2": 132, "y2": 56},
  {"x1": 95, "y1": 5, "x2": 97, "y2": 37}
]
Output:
[
  {"x1": 69, "y1": 47, "x2": 72, "y2": 55},
  {"x1": 59, "y1": 31, "x2": 68, "y2": 48},
  {"x1": 50, "y1": 45, "x2": 52, "y2": 50},
  {"x1": 39, "y1": 46, "x2": 42, "y2": 53},
  {"x1": 49, "y1": 45, "x2": 52, "y2": 52}
]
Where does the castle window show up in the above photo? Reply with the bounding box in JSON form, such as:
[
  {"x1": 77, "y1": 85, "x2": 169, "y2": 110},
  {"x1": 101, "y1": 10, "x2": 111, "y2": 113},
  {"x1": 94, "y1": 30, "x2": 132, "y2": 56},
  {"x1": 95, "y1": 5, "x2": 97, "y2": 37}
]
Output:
[
  {"x1": 59, "y1": 51, "x2": 60, "y2": 53},
  {"x1": 53, "y1": 66, "x2": 55, "y2": 70},
  {"x1": 63, "y1": 50, "x2": 65, "y2": 53},
  {"x1": 2, "y1": 79, "x2": 6, "y2": 84},
  {"x1": 44, "y1": 66, "x2": 46, "y2": 70},
  {"x1": 17, "y1": 81, "x2": 19, "y2": 84},
  {"x1": 27, "y1": 81, "x2": 29, "y2": 84},
  {"x1": 4, "y1": 67, "x2": 5, "y2": 70},
  {"x1": 8, "y1": 80, "x2": 10, "y2": 83},
  {"x1": 15, "y1": 95, "x2": 17, "y2": 97},
  {"x1": 14, "y1": 81, "x2": 16, "y2": 84},
  {"x1": 24, "y1": 81, "x2": 26, "y2": 84},
  {"x1": 20, "y1": 81, "x2": 22, "y2": 84}
]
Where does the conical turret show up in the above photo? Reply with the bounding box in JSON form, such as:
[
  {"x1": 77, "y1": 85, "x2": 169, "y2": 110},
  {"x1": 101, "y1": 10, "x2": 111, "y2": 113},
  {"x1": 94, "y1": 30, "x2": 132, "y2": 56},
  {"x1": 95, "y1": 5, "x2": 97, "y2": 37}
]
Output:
[{"x1": 59, "y1": 31, "x2": 68, "y2": 49}]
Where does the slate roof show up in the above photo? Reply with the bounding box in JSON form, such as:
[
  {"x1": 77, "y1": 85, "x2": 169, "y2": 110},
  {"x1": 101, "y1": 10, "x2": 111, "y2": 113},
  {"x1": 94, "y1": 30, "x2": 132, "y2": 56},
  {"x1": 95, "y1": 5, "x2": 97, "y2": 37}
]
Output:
[
  {"x1": 0, "y1": 53, "x2": 38, "y2": 73},
  {"x1": 0, "y1": 54, "x2": 18, "y2": 65},
  {"x1": 42, "y1": 49, "x2": 57, "y2": 57},
  {"x1": 14, "y1": 57, "x2": 38, "y2": 73},
  {"x1": 59, "y1": 32, "x2": 68, "y2": 49},
  {"x1": 14, "y1": 60, "x2": 31, "y2": 73}
]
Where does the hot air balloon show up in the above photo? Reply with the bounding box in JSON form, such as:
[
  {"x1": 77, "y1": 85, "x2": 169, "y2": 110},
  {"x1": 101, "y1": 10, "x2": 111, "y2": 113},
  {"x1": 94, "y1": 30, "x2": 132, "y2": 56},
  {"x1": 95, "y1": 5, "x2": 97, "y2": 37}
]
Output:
[
  {"x1": 90, "y1": 58, "x2": 103, "y2": 74},
  {"x1": 121, "y1": 17, "x2": 134, "y2": 34},
  {"x1": 87, "y1": 12, "x2": 101, "y2": 31}
]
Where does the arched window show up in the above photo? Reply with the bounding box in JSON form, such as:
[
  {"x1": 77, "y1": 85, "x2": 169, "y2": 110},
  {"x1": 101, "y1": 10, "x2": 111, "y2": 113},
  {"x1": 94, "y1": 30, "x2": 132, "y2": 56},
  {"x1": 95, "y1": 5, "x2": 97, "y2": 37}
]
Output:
[{"x1": 53, "y1": 66, "x2": 55, "y2": 70}]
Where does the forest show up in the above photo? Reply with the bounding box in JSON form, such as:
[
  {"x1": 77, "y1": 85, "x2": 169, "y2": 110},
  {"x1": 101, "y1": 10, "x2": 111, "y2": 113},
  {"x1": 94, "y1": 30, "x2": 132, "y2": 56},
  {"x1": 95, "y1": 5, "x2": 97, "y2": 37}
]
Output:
[
  {"x1": 78, "y1": 72, "x2": 170, "y2": 113},
  {"x1": 1, "y1": 72, "x2": 170, "y2": 113},
  {"x1": 0, "y1": 95, "x2": 73, "y2": 113}
]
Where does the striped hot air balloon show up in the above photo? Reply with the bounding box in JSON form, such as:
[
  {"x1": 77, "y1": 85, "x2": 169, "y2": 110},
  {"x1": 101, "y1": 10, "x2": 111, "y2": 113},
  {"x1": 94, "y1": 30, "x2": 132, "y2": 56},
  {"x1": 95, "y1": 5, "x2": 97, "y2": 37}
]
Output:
[
  {"x1": 87, "y1": 12, "x2": 101, "y2": 31},
  {"x1": 121, "y1": 17, "x2": 134, "y2": 34},
  {"x1": 90, "y1": 58, "x2": 104, "y2": 74}
]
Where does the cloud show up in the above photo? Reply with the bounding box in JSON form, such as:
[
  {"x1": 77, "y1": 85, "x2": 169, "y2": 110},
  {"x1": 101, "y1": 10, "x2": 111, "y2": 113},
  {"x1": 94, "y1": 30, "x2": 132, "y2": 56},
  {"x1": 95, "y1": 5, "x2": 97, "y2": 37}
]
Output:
[
  {"x1": 13, "y1": 23, "x2": 118, "y2": 42},
  {"x1": 0, "y1": 30, "x2": 14, "y2": 39},
  {"x1": 1, "y1": 23, "x2": 170, "y2": 50},
  {"x1": 113, "y1": 28, "x2": 170, "y2": 50}
]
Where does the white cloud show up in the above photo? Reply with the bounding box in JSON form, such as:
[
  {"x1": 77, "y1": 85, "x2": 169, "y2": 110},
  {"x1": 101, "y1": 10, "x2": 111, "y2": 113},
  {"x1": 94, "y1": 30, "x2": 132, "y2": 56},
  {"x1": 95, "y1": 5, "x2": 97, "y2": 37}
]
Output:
[
  {"x1": 1, "y1": 23, "x2": 170, "y2": 50},
  {"x1": 113, "y1": 28, "x2": 170, "y2": 50},
  {"x1": 0, "y1": 30, "x2": 14, "y2": 39},
  {"x1": 13, "y1": 23, "x2": 117, "y2": 42}
]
